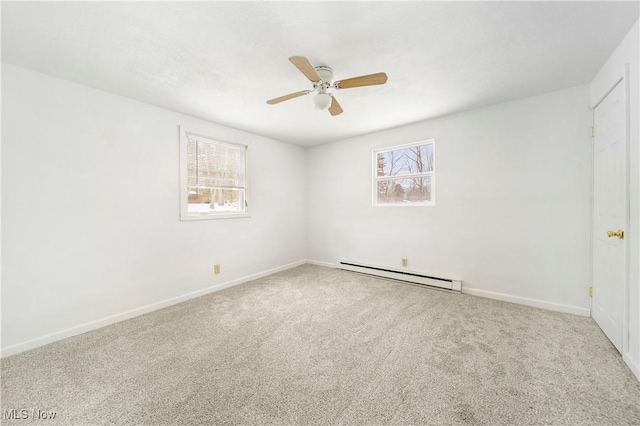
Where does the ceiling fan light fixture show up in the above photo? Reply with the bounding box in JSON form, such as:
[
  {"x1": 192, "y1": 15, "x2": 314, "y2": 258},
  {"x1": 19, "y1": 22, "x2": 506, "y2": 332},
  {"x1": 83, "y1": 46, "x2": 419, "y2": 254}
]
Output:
[{"x1": 313, "y1": 93, "x2": 332, "y2": 110}]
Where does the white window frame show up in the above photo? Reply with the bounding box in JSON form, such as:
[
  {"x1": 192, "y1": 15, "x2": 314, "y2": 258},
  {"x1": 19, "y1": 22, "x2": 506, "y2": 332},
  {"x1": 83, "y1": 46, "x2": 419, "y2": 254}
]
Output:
[
  {"x1": 179, "y1": 126, "x2": 250, "y2": 221},
  {"x1": 372, "y1": 139, "x2": 435, "y2": 207}
]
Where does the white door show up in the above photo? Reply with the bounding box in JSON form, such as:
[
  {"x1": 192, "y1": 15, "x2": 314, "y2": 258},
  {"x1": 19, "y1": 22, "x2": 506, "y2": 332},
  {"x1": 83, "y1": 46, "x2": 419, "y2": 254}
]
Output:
[{"x1": 592, "y1": 80, "x2": 626, "y2": 352}]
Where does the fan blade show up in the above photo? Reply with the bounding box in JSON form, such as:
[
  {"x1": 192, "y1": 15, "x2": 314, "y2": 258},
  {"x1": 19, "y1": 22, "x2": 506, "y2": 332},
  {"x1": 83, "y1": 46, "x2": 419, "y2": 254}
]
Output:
[
  {"x1": 328, "y1": 96, "x2": 343, "y2": 116},
  {"x1": 289, "y1": 56, "x2": 322, "y2": 82},
  {"x1": 335, "y1": 72, "x2": 388, "y2": 89},
  {"x1": 266, "y1": 90, "x2": 310, "y2": 105}
]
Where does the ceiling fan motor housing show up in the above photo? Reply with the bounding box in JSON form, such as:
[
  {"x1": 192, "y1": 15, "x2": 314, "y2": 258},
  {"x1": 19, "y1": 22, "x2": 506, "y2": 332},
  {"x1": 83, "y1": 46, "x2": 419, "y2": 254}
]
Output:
[{"x1": 315, "y1": 66, "x2": 334, "y2": 85}]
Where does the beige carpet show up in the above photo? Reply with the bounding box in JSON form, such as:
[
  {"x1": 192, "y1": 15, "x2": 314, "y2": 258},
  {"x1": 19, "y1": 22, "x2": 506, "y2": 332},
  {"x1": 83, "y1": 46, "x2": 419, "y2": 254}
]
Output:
[{"x1": 2, "y1": 264, "x2": 639, "y2": 425}]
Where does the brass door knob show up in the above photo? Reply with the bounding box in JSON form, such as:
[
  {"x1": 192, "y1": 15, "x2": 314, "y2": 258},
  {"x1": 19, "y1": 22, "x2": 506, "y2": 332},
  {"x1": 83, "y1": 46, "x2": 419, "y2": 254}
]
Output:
[{"x1": 607, "y1": 230, "x2": 624, "y2": 239}]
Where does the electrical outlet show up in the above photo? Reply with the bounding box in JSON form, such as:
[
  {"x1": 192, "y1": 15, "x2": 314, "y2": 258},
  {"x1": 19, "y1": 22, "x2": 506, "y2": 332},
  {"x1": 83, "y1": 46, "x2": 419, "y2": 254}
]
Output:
[
  {"x1": 214, "y1": 264, "x2": 221, "y2": 274},
  {"x1": 401, "y1": 258, "x2": 408, "y2": 267}
]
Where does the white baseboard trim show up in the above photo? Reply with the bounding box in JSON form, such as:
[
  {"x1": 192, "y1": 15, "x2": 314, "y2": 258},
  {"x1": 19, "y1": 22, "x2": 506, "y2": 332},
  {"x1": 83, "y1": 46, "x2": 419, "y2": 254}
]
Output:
[
  {"x1": 462, "y1": 287, "x2": 591, "y2": 317},
  {"x1": 306, "y1": 259, "x2": 336, "y2": 268},
  {"x1": 623, "y1": 353, "x2": 640, "y2": 381},
  {"x1": 1, "y1": 260, "x2": 307, "y2": 358}
]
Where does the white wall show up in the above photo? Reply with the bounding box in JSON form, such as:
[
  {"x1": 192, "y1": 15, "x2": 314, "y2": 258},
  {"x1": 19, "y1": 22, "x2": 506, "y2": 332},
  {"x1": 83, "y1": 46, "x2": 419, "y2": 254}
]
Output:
[
  {"x1": 590, "y1": 20, "x2": 640, "y2": 379},
  {"x1": 1, "y1": 63, "x2": 307, "y2": 354},
  {"x1": 307, "y1": 85, "x2": 592, "y2": 315}
]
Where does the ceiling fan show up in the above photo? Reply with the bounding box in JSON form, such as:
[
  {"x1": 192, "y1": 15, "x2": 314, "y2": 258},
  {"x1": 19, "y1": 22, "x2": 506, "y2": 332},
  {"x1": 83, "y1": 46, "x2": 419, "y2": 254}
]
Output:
[{"x1": 266, "y1": 56, "x2": 388, "y2": 116}]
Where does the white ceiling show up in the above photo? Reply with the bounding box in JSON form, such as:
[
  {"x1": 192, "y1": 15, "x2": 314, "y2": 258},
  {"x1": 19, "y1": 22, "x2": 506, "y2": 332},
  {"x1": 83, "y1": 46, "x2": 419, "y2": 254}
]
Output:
[{"x1": 2, "y1": 1, "x2": 638, "y2": 147}]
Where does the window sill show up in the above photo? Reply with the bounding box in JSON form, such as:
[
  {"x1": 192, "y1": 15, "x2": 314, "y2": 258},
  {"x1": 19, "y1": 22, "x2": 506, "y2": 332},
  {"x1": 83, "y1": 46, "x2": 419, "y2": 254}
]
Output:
[
  {"x1": 372, "y1": 202, "x2": 435, "y2": 207},
  {"x1": 180, "y1": 213, "x2": 251, "y2": 221}
]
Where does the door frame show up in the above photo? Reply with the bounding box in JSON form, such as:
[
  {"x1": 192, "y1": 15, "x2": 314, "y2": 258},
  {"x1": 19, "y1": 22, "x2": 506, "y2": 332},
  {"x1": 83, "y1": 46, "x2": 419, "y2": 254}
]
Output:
[{"x1": 591, "y1": 64, "x2": 631, "y2": 357}]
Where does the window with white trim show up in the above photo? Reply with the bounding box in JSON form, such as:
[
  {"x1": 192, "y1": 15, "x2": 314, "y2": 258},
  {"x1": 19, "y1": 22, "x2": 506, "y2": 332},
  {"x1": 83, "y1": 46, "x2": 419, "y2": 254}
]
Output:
[
  {"x1": 373, "y1": 140, "x2": 435, "y2": 206},
  {"x1": 180, "y1": 126, "x2": 248, "y2": 220}
]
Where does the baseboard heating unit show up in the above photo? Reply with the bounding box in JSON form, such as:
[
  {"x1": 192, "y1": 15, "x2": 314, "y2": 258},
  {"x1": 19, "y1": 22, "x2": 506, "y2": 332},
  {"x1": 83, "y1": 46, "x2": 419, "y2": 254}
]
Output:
[{"x1": 338, "y1": 261, "x2": 462, "y2": 292}]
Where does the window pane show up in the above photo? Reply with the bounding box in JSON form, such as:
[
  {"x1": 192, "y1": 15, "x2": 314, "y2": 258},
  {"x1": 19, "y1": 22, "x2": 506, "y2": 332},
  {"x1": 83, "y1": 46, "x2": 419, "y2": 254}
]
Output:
[
  {"x1": 187, "y1": 188, "x2": 245, "y2": 213},
  {"x1": 183, "y1": 130, "x2": 247, "y2": 218},
  {"x1": 376, "y1": 143, "x2": 433, "y2": 177},
  {"x1": 187, "y1": 135, "x2": 245, "y2": 189},
  {"x1": 377, "y1": 177, "x2": 432, "y2": 204}
]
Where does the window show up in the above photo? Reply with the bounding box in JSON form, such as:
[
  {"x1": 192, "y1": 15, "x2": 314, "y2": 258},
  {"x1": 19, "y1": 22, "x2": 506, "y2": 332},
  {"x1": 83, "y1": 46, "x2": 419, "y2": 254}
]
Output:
[
  {"x1": 180, "y1": 126, "x2": 248, "y2": 220},
  {"x1": 373, "y1": 140, "x2": 435, "y2": 206}
]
